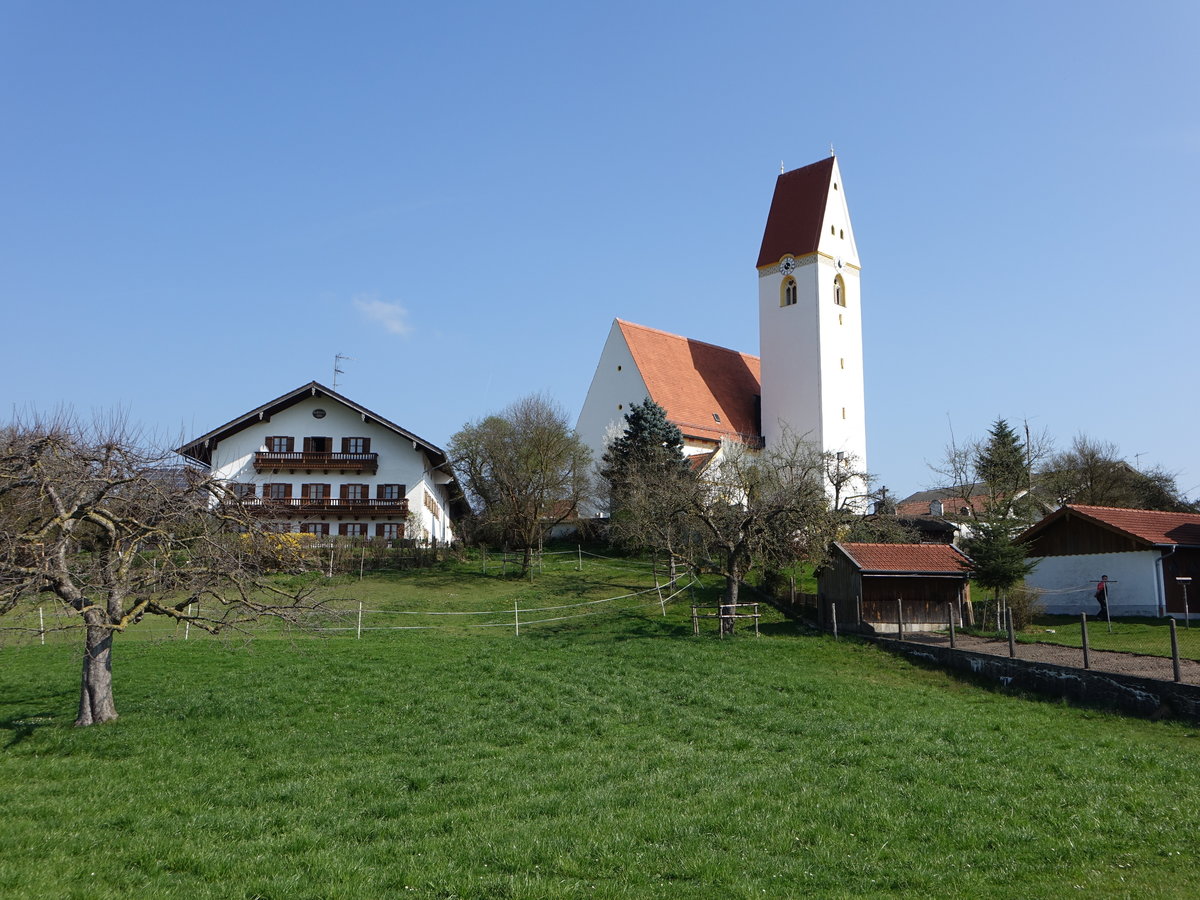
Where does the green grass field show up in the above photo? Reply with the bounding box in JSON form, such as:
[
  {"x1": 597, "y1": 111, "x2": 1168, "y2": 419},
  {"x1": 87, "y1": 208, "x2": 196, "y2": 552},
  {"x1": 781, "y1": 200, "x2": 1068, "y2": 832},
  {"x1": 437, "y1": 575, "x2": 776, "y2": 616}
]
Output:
[{"x1": 3, "y1": 556, "x2": 1200, "y2": 898}]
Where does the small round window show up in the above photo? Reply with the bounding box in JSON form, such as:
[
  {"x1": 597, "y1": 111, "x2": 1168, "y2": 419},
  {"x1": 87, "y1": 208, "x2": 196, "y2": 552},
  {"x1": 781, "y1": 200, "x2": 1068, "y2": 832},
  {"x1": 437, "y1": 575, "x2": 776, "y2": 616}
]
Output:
[{"x1": 312, "y1": 409, "x2": 327, "y2": 419}]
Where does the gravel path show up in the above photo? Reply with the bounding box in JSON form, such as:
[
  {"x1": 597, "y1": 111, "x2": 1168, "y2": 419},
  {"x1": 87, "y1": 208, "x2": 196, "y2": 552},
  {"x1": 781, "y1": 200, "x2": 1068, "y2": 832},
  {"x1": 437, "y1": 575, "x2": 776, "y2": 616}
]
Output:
[{"x1": 899, "y1": 632, "x2": 1200, "y2": 685}]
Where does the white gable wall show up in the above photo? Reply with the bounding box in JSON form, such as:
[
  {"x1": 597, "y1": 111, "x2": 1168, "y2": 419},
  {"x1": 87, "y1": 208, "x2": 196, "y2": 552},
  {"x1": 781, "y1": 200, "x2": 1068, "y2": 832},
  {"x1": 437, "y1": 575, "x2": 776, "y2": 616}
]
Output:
[
  {"x1": 208, "y1": 393, "x2": 453, "y2": 541},
  {"x1": 575, "y1": 321, "x2": 651, "y2": 466}
]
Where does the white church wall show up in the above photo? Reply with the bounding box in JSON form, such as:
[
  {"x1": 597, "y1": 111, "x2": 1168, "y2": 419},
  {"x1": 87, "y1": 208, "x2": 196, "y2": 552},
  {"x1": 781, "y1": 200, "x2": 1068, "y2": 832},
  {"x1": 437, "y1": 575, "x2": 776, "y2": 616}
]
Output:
[{"x1": 575, "y1": 321, "x2": 650, "y2": 466}]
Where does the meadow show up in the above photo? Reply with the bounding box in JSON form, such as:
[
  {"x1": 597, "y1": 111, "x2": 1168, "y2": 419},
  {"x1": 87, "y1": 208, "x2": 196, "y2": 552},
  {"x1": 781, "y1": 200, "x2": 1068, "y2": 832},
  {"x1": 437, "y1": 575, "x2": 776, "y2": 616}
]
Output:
[{"x1": 3, "y1": 553, "x2": 1200, "y2": 898}]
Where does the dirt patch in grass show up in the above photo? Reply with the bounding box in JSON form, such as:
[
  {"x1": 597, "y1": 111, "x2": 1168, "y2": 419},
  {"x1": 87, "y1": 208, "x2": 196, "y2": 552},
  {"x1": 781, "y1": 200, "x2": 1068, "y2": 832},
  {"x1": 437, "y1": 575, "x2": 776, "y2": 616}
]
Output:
[{"x1": 903, "y1": 631, "x2": 1200, "y2": 684}]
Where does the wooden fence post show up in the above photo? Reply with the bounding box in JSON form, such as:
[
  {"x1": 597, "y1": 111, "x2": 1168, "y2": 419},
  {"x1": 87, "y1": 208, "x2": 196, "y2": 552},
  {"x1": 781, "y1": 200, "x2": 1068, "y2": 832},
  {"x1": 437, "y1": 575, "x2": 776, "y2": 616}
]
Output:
[
  {"x1": 1170, "y1": 618, "x2": 1182, "y2": 683},
  {"x1": 947, "y1": 601, "x2": 955, "y2": 649},
  {"x1": 357, "y1": 601, "x2": 363, "y2": 640},
  {"x1": 1006, "y1": 608, "x2": 1016, "y2": 658},
  {"x1": 1080, "y1": 613, "x2": 1090, "y2": 669},
  {"x1": 896, "y1": 599, "x2": 904, "y2": 642},
  {"x1": 831, "y1": 601, "x2": 838, "y2": 640}
]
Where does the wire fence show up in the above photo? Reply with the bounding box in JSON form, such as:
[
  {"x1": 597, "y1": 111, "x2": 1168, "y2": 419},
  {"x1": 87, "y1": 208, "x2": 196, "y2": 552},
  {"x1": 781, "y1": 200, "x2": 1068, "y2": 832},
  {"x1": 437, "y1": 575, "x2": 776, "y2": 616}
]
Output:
[{"x1": 0, "y1": 547, "x2": 703, "y2": 648}]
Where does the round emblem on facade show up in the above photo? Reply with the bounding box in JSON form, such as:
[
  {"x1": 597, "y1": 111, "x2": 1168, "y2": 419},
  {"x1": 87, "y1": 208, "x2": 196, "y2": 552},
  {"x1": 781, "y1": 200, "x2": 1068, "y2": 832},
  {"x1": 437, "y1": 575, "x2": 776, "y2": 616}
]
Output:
[
  {"x1": 779, "y1": 257, "x2": 796, "y2": 275},
  {"x1": 312, "y1": 409, "x2": 327, "y2": 419}
]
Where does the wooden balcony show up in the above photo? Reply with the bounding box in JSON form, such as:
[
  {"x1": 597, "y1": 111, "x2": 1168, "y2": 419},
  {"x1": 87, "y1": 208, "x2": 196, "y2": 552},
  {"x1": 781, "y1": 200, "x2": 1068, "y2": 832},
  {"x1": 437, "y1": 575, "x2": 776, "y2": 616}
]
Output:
[
  {"x1": 241, "y1": 498, "x2": 408, "y2": 517},
  {"x1": 254, "y1": 451, "x2": 379, "y2": 474}
]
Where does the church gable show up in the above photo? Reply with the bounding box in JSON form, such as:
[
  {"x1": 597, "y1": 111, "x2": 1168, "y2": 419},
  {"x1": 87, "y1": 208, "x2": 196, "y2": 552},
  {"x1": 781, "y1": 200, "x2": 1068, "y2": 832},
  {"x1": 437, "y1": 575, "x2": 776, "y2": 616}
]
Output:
[{"x1": 619, "y1": 320, "x2": 761, "y2": 447}]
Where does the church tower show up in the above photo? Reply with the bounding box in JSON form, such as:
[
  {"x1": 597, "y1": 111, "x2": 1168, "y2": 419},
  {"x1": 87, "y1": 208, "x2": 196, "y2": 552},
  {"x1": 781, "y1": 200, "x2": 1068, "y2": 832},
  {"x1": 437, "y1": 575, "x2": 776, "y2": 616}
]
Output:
[{"x1": 757, "y1": 156, "x2": 867, "y2": 492}]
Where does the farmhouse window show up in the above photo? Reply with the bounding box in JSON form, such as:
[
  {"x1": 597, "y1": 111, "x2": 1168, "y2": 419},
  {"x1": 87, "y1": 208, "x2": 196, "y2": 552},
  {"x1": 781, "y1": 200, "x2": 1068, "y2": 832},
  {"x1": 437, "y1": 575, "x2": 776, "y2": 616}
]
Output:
[
  {"x1": 299, "y1": 523, "x2": 329, "y2": 535},
  {"x1": 268, "y1": 436, "x2": 294, "y2": 453},
  {"x1": 265, "y1": 483, "x2": 292, "y2": 500},
  {"x1": 302, "y1": 483, "x2": 331, "y2": 500},
  {"x1": 339, "y1": 523, "x2": 367, "y2": 536},
  {"x1": 229, "y1": 483, "x2": 256, "y2": 499},
  {"x1": 342, "y1": 437, "x2": 371, "y2": 454},
  {"x1": 303, "y1": 436, "x2": 332, "y2": 453},
  {"x1": 378, "y1": 483, "x2": 405, "y2": 500},
  {"x1": 340, "y1": 484, "x2": 369, "y2": 501},
  {"x1": 377, "y1": 523, "x2": 401, "y2": 539}
]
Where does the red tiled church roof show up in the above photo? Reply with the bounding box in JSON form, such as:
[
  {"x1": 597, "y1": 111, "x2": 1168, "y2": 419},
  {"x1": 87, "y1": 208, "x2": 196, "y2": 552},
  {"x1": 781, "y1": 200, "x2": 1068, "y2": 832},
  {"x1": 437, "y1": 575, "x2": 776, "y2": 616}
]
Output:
[
  {"x1": 617, "y1": 320, "x2": 762, "y2": 445},
  {"x1": 1022, "y1": 505, "x2": 1200, "y2": 548},
  {"x1": 836, "y1": 542, "x2": 973, "y2": 575},
  {"x1": 756, "y1": 157, "x2": 835, "y2": 269}
]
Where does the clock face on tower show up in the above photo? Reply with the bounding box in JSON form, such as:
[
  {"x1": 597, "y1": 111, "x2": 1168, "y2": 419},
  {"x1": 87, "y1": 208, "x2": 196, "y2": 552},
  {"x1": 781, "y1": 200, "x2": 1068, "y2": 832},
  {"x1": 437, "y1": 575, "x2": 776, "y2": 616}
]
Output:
[{"x1": 779, "y1": 257, "x2": 796, "y2": 275}]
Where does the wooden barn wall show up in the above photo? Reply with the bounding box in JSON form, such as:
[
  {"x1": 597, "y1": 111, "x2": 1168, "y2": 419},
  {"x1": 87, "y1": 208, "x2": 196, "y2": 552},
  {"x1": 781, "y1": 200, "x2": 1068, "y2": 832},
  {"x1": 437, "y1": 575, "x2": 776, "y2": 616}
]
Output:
[
  {"x1": 816, "y1": 553, "x2": 863, "y2": 608},
  {"x1": 1160, "y1": 548, "x2": 1200, "y2": 614},
  {"x1": 1025, "y1": 516, "x2": 1144, "y2": 557},
  {"x1": 860, "y1": 576, "x2": 966, "y2": 624}
]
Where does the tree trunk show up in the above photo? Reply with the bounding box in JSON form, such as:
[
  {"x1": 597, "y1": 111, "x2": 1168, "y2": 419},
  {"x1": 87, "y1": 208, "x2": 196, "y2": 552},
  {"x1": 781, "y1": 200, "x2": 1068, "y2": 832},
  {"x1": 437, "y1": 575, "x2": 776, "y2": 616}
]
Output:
[
  {"x1": 721, "y1": 573, "x2": 740, "y2": 636},
  {"x1": 76, "y1": 617, "x2": 117, "y2": 727}
]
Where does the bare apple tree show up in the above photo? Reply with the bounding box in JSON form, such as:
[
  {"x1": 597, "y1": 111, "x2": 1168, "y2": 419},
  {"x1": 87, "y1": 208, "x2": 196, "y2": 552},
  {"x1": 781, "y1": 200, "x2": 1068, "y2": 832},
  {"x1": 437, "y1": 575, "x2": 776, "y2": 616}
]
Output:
[{"x1": 0, "y1": 413, "x2": 327, "y2": 727}]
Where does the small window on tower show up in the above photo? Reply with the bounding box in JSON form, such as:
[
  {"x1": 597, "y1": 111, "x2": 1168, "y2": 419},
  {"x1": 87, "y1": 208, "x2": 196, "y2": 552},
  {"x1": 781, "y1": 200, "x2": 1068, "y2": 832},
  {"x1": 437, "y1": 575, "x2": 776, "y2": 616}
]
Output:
[
  {"x1": 712, "y1": 413, "x2": 721, "y2": 423},
  {"x1": 781, "y1": 277, "x2": 797, "y2": 307},
  {"x1": 830, "y1": 225, "x2": 835, "y2": 236},
  {"x1": 839, "y1": 229, "x2": 844, "y2": 239},
  {"x1": 833, "y1": 275, "x2": 846, "y2": 307}
]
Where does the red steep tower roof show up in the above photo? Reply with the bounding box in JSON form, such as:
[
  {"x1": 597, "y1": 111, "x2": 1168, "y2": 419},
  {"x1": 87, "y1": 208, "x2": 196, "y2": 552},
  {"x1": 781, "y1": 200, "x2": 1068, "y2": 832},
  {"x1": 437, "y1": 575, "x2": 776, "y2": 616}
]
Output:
[
  {"x1": 756, "y1": 157, "x2": 835, "y2": 268},
  {"x1": 617, "y1": 320, "x2": 762, "y2": 446}
]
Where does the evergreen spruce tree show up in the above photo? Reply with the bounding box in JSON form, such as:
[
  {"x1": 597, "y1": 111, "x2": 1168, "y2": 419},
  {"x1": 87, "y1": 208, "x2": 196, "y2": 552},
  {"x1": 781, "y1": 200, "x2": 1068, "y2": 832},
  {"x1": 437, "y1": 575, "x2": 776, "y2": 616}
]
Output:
[
  {"x1": 975, "y1": 418, "x2": 1030, "y2": 518},
  {"x1": 599, "y1": 399, "x2": 692, "y2": 579},
  {"x1": 962, "y1": 516, "x2": 1037, "y2": 604}
]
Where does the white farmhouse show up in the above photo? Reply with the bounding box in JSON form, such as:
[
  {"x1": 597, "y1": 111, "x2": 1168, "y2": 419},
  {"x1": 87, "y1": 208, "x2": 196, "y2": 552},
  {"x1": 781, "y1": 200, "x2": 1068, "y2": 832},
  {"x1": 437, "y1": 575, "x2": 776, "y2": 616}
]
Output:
[
  {"x1": 178, "y1": 382, "x2": 459, "y2": 542},
  {"x1": 576, "y1": 155, "x2": 867, "y2": 494}
]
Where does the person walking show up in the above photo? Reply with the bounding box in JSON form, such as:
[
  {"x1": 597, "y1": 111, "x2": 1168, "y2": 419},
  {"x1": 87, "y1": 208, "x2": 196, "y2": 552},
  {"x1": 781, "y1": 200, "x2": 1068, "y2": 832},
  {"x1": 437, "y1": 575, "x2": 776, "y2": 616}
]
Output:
[{"x1": 1095, "y1": 575, "x2": 1110, "y2": 618}]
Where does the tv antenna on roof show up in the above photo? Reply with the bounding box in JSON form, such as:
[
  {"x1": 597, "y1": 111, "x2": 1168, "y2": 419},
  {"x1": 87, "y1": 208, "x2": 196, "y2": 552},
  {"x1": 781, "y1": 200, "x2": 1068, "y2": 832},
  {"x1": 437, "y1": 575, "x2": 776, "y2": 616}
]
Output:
[{"x1": 333, "y1": 353, "x2": 353, "y2": 388}]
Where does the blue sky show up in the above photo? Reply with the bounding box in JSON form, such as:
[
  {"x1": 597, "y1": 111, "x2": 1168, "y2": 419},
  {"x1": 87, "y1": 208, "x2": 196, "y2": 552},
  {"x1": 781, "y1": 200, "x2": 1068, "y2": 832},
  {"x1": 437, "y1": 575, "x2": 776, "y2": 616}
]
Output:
[{"x1": 3, "y1": 1, "x2": 1198, "y2": 499}]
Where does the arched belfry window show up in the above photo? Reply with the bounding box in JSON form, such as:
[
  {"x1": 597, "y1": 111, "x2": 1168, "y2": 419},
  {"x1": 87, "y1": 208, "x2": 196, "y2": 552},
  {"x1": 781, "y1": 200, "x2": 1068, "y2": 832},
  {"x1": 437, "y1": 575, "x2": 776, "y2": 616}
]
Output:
[
  {"x1": 781, "y1": 277, "x2": 797, "y2": 307},
  {"x1": 833, "y1": 274, "x2": 847, "y2": 307}
]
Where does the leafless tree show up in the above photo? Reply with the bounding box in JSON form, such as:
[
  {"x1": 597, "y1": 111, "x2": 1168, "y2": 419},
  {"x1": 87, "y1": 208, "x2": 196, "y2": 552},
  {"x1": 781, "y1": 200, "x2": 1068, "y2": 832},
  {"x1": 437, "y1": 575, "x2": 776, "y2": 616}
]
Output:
[
  {"x1": 0, "y1": 413, "x2": 326, "y2": 727},
  {"x1": 683, "y1": 433, "x2": 835, "y2": 635}
]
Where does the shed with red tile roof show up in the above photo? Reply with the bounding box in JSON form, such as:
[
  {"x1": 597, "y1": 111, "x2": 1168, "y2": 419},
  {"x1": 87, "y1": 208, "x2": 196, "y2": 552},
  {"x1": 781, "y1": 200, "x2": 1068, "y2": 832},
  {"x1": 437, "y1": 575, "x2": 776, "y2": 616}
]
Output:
[{"x1": 818, "y1": 542, "x2": 973, "y2": 633}]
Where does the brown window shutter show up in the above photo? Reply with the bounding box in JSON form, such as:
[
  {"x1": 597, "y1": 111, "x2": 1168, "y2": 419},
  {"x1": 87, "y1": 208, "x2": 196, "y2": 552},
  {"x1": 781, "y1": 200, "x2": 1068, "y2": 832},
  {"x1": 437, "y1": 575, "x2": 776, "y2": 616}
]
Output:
[
  {"x1": 338, "y1": 523, "x2": 348, "y2": 536},
  {"x1": 398, "y1": 484, "x2": 406, "y2": 497},
  {"x1": 360, "y1": 483, "x2": 370, "y2": 499},
  {"x1": 375, "y1": 523, "x2": 385, "y2": 537},
  {"x1": 321, "y1": 483, "x2": 331, "y2": 499},
  {"x1": 287, "y1": 437, "x2": 295, "y2": 452},
  {"x1": 303, "y1": 437, "x2": 313, "y2": 452},
  {"x1": 339, "y1": 484, "x2": 349, "y2": 500},
  {"x1": 283, "y1": 483, "x2": 293, "y2": 499},
  {"x1": 301, "y1": 484, "x2": 311, "y2": 499},
  {"x1": 377, "y1": 483, "x2": 386, "y2": 499},
  {"x1": 361, "y1": 437, "x2": 370, "y2": 453},
  {"x1": 340, "y1": 437, "x2": 350, "y2": 453}
]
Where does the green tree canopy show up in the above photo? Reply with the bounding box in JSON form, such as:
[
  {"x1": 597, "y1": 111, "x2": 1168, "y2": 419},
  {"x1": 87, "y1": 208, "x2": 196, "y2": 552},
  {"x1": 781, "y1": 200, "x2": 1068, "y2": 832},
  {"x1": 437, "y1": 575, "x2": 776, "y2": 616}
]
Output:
[{"x1": 448, "y1": 394, "x2": 592, "y2": 572}]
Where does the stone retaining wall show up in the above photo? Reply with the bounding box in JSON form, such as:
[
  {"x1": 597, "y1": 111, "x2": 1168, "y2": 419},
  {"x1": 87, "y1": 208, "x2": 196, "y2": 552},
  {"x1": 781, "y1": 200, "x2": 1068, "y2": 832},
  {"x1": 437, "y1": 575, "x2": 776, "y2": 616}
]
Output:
[{"x1": 875, "y1": 637, "x2": 1200, "y2": 723}]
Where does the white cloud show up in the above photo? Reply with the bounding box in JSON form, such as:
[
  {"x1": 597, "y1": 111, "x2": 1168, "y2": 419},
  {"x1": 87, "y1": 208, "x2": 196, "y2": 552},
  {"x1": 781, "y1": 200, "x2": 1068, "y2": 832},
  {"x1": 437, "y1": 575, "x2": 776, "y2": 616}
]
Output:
[{"x1": 352, "y1": 295, "x2": 412, "y2": 336}]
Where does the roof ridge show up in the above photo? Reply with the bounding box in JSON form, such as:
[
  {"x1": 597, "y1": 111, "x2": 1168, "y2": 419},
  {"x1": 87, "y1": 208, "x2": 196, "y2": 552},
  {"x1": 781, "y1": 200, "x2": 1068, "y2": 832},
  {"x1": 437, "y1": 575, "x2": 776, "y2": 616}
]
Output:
[{"x1": 615, "y1": 319, "x2": 759, "y2": 362}]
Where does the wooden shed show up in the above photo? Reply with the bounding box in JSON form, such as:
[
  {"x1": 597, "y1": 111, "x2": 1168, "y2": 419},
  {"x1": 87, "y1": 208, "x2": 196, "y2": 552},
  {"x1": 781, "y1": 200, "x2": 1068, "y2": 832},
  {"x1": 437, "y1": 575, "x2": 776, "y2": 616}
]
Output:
[{"x1": 817, "y1": 542, "x2": 974, "y2": 633}]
